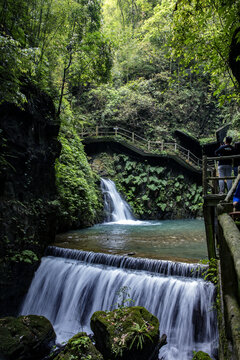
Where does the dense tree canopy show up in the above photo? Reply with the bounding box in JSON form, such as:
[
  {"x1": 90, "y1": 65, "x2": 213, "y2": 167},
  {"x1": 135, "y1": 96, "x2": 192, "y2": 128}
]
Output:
[
  {"x1": 170, "y1": 0, "x2": 240, "y2": 98},
  {"x1": 1, "y1": 0, "x2": 240, "y2": 133},
  {"x1": 0, "y1": 0, "x2": 112, "y2": 111}
]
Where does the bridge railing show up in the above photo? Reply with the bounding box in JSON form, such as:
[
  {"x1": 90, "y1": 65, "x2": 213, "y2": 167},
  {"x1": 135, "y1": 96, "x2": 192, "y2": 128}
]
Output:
[{"x1": 81, "y1": 126, "x2": 202, "y2": 170}]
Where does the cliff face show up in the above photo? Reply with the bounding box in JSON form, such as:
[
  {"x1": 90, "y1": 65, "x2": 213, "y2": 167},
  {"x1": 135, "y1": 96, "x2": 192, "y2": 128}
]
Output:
[{"x1": 0, "y1": 84, "x2": 61, "y2": 315}]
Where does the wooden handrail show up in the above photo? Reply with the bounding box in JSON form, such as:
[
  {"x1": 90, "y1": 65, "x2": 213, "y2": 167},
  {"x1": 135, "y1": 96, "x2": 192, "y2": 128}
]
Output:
[
  {"x1": 207, "y1": 155, "x2": 240, "y2": 161},
  {"x1": 82, "y1": 126, "x2": 202, "y2": 170}
]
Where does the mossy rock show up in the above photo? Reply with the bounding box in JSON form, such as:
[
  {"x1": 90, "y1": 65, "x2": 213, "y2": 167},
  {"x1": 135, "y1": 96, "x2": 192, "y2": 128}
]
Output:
[
  {"x1": 52, "y1": 332, "x2": 103, "y2": 360},
  {"x1": 91, "y1": 306, "x2": 160, "y2": 360},
  {"x1": 192, "y1": 351, "x2": 212, "y2": 359},
  {"x1": 0, "y1": 315, "x2": 56, "y2": 360}
]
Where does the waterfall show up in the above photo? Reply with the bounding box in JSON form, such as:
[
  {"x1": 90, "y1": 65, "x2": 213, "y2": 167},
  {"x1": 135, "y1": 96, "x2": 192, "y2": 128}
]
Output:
[
  {"x1": 100, "y1": 178, "x2": 135, "y2": 222},
  {"x1": 20, "y1": 249, "x2": 218, "y2": 359}
]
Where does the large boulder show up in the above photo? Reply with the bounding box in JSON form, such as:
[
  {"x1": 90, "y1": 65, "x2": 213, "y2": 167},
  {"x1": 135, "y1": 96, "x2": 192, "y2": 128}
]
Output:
[
  {"x1": 90, "y1": 306, "x2": 164, "y2": 360},
  {"x1": 0, "y1": 315, "x2": 56, "y2": 360},
  {"x1": 52, "y1": 332, "x2": 103, "y2": 360}
]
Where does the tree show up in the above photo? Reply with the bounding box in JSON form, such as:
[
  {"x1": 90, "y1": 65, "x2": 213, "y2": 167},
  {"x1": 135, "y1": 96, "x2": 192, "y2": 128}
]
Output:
[
  {"x1": 0, "y1": 0, "x2": 112, "y2": 110},
  {"x1": 170, "y1": 0, "x2": 240, "y2": 99}
]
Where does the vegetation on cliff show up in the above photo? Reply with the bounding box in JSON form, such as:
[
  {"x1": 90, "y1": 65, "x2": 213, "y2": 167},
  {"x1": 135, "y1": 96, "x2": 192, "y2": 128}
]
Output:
[{"x1": 55, "y1": 123, "x2": 103, "y2": 231}]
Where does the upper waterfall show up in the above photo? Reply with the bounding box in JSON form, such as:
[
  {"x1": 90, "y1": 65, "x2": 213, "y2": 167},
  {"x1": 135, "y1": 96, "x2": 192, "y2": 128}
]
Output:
[{"x1": 100, "y1": 178, "x2": 135, "y2": 223}]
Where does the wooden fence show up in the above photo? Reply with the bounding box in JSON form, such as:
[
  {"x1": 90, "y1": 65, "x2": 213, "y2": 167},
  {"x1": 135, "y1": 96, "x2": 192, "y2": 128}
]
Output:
[{"x1": 81, "y1": 126, "x2": 202, "y2": 170}]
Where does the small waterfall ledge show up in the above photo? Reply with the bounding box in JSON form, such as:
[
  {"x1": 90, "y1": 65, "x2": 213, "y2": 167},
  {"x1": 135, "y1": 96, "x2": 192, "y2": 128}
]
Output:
[
  {"x1": 20, "y1": 248, "x2": 218, "y2": 359},
  {"x1": 46, "y1": 246, "x2": 207, "y2": 278}
]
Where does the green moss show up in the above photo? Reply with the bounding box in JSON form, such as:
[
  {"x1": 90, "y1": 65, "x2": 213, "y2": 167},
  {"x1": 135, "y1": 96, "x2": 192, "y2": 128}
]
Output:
[
  {"x1": 192, "y1": 351, "x2": 212, "y2": 359},
  {"x1": 0, "y1": 315, "x2": 55, "y2": 359},
  {"x1": 91, "y1": 306, "x2": 159, "y2": 359},
  {"x1": 53, "y1": 332, "x2": 103, "y2": 360},
  {"x1": 56, "y1": 125, "x2": 103, "y2": 230}
]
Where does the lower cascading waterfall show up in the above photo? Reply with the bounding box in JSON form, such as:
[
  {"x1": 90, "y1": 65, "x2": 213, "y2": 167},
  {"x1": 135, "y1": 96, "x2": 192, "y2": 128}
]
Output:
[{"x1": 20, "y1": 252, "x2": 218, "y2": 360}]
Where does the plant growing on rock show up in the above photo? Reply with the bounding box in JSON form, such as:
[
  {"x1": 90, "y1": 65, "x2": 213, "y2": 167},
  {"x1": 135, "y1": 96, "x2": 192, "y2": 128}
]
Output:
[{"x1": 128, "y1": 322, "x2": 153, "y2": 350}]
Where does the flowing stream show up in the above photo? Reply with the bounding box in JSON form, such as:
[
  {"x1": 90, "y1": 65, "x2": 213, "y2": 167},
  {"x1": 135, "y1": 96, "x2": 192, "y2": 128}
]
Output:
[{"x1": 20, "y1": 178, "x2": 218, "y2": 359}]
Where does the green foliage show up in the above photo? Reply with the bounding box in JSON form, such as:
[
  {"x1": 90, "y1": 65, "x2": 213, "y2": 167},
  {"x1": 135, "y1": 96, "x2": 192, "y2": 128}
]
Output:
[
  {"x1": 114, "y1": 286, "x2": 135, "y2": 311},
  {"x1": 76, "y1": 0, "x2": 238, "y2": 142},
  {"x1": 112, "y1": 154, "x2": 203, "y2": 219},
  {"x1": 202, "y1": 258, "x2": 218, "y2": 285},
  {"x1": 129, "y1": 322, "x2": 153, "y2": 350},
  {"x1": 10, "y1": 250, "x2": 38, "y2": 264},
  {"x1": 0, "y1": 0, "x2": 112, "y2": 109},
  {"x1": 169, "y1": 0, "x2": 240, "y2": 101},
  {"x1": 192, "y1": 350, "x2": 212, "y2": 360},
  {"x1": 51, "y1": 332, "x2": 103, "y2": 360},
  {"x1": 79, "y1": 72, "x2": 234, "y2": 140},
  {"x1": 56, "y1": 125, "x2": 103, "y2": 229}
]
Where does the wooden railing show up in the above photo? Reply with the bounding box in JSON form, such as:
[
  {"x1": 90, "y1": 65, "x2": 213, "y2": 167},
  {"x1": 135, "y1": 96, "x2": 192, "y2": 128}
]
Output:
[
  {"x1": 81, "y1": 126, "x2": 202, "y2": 170},
  {"x1": 202, "y1": 154, "x2": 240, "y2": 196},
  {"x1": 202, "y1": 154, "x2": 240, "y2": 260}
]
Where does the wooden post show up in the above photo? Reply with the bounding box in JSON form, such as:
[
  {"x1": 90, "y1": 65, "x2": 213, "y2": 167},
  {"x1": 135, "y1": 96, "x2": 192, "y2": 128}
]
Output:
[
  {"x1": 161, "y1": 140, "x2": 164, "y2": 152},
  {"x1": 96, "y1": 126, "x2": 99, "y2": 136},
  {"x1": 148, "y1": 141, "x2": 150, "y2": 151},
  {"x1": 132, "y1": 132, "x2": 135, "y2": 142},
  {"x1": 203, "y1": 155, "x2": 207, "y2": 196},
  {"x1": 203, "y1": 203, "x2": 217, "y2": 259},
  {"x1": 114, "y1": 127, "x2": 118, "y2": 136},
  {"x1": 213, "y1": 168, "x2": 218, "y2": 194},
  {"x1": 187, "y1": 150, "x2": 190, "y2": 161},
  {"x1": 174, "y1": 142, "x2": 177, "y2": 152}
]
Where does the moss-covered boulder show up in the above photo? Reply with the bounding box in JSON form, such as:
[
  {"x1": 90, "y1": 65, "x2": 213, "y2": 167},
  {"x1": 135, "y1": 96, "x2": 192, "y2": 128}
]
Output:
[
  {"x1": 192, "y1": 351, "x2": 212, "y2": 359},
  {"x1": 90, "y1": 306, "x2": 162, "y2": 360},
  {"x1": 0, "y1": 315, "x2": 56, "y2": 360},
  {"x1": 52, "y1": 332, "x2": 103, "y2": 360}
]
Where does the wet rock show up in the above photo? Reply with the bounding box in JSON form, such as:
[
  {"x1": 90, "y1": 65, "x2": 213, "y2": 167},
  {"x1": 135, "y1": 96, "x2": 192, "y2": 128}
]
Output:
[
  {"x1": 91, "y1": 306, "x2": 164, "y2": 360},
  {"x1": 51, "y1": 332, "x2": 103, "y2": 360},
  {"x1": 0, "y1": 315, "x2": 56, "y2": 360}
]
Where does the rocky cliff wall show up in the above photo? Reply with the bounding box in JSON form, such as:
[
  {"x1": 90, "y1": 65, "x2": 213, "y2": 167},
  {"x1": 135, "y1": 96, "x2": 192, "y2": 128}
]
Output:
[{"x1": 0, "y1": 84, "x2": 61, "y2": 316}]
